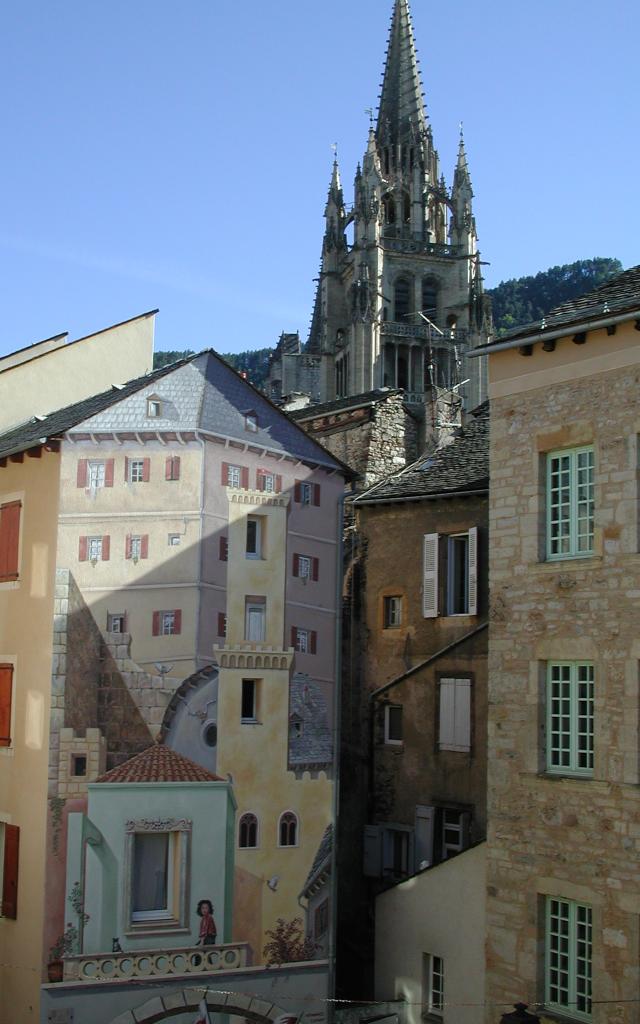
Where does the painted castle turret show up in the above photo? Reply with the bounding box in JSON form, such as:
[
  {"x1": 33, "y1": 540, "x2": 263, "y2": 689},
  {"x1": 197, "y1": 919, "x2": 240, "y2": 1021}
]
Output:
[{"x1": 268, "y1": 0, "x2": 490, "y2": 413}]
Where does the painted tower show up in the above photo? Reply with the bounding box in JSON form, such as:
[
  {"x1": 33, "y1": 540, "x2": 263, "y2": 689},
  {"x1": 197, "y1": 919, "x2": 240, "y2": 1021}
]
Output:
[{"x1": 268, "y1": 0, "x2": 490, "y2": 413}]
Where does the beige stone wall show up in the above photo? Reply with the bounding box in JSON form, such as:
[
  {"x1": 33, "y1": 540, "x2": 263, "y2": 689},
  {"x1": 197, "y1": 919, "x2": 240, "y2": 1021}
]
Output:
[{"x1": 486, "y1": 329, "x2": 640, "y2": 1023}]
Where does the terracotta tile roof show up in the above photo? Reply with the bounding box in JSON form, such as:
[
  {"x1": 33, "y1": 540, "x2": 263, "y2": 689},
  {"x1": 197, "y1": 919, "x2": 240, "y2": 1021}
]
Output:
[{"x1": 95, "y1": 743, "x2": 223, "y2": 784}]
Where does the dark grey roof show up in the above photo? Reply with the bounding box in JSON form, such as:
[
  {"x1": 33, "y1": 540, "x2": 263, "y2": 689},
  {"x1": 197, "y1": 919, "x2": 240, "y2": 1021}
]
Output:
[
  {"x1": 289, "y1": 673, "x2": 332, "y2": 768},
  {"x1": 0, "y1": 349, "x2": 349, "y2": 472},
  {"x1": 300, "y1": 824, "x2": 333, "y2": 896},
  {"x1": 354, "y1": 402, "x2": 489, "y2": 503},
  {"x1": 482, "y1": 264, "x2": 640, "y2": 347},
  {"x1": 0, "y1": 358, "x2": 190, "y2": 461},
  {"x1": 289, "y1": 388, "x2": 409, "y2": 422}
]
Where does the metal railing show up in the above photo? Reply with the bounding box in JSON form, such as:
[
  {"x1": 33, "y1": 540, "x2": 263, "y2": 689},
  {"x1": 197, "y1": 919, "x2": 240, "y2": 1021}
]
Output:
[{"x1": 380, "y1": 321, "x2": 470, "y2": 343}]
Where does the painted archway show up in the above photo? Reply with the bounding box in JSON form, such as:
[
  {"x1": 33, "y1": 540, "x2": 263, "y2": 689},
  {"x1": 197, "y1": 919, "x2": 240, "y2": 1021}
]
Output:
[{"x1": 106, "y1": 986, "x2": 293, "y2": 1024}]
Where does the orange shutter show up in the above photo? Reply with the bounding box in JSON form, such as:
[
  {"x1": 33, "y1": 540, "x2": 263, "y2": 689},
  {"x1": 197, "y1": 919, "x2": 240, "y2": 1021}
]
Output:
[
  {"x1": 0, "y1": 501, "x2": 21, "y2": 581},
  {"x1": 140, "y1": 535, "x2": 149, "y2": 559},
  {"x1": 104, "y1": 459, "x2": 114, "y2": 487},
  {"x1": 101, "y1": 536, "x2": 110, "y2": 561},
  {"x1": 76, "y1": 459, "x2": 88, "y2": 487},
  {"x1": 173, "y1": 610, "x2": 182, "y2": 634},
  {"x1": 0, "y1": 665, "x2": 13, "y2": 747},
  {"x1": 142, "y1": 458, "x2": 151, "y2": 482}
]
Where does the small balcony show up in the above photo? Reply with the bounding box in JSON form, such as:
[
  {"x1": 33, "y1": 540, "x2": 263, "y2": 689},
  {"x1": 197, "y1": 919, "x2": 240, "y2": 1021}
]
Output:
[
  {"x1": 63, "y1": 941, "x2": 252, "y2": 984},
  {"x1": 380, "y1": 321, "x2": 470, "y2": 343}
]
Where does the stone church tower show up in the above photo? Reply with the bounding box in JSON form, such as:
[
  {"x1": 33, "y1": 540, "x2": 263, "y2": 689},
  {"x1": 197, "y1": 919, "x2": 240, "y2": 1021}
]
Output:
[{"x1": 268, "y1": 0, "x2": 490, "y2": 413}]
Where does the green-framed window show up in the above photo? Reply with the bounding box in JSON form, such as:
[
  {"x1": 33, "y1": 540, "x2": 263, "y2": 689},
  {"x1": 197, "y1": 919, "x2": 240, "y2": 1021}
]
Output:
[
  {"x1": 546, "y1": 447, "x2": 594, "y2": 560},
  {"x1": 545, "y1": 896, "x2": 592, "y2": 1020},
  {"x1": 547, "y1": 662, "x2": 594, "y2": 776}
]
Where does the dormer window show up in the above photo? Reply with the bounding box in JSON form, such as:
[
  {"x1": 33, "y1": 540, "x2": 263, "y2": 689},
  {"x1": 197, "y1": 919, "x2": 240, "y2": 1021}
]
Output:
[
  {"x1": 147, "y1": 397, "x2": 162, "y2": 418},
  {"x1": 245, "y1": 412, "x2": 258, "y2": 433}
]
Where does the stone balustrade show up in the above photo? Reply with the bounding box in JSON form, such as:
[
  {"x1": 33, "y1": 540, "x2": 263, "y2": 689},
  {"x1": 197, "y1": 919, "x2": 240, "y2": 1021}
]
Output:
[{"x1": 63, "y1": 942, "x2": 251, "y2": 983}]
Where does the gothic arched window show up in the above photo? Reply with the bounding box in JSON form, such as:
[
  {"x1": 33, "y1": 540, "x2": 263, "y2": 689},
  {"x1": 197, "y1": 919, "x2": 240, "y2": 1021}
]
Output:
[
  {"x1": 394, "y1": 278, "x2": 411, "y2": 322},
  {"x1": 402, "y1": 192, "x2": 411, "y2": 224},
  {"x1": 278, "y1": 811, "x2": 298, "y2": 847},
  {"x1": 382, "y1": 193, "x2": 395, "y2": 225},
  {"x1": 239, "y1": 813, "x2": 258, "y2": 849},
  {"x1": 422, "y1": 278, "x2": 439, "y2": 321}
]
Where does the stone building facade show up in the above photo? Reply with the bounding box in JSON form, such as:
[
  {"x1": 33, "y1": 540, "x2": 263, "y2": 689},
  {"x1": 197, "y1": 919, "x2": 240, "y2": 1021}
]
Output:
[
  {"x1": 477, "y1": 265, "x2": 640, "y2": 1024},
  {"x1": 267, "y1": 0, "x2": 490, "y2": 414},
  {"x1": 337, "y1": 404, "x2": 489, "y2": 999}
]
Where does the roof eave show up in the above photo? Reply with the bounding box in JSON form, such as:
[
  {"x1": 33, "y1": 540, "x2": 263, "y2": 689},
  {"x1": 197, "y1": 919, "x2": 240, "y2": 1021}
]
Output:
[{"x1": 472, "y1": 308, "x2": 640, "y2": 356}]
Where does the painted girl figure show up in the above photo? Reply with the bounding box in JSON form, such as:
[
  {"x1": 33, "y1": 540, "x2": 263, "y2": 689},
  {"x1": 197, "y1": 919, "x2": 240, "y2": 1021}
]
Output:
[{"x1": 196, "y1": 898, "x2": 217, "y2": 946}]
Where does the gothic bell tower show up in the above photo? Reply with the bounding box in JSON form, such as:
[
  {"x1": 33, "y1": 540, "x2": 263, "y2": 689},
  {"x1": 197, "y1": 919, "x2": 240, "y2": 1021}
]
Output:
[{"x1": 269, "y1": 0, "x2": 490, "y2": 412}]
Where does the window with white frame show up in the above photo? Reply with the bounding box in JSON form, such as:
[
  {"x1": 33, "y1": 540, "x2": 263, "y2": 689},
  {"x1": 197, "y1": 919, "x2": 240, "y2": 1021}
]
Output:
[
  {"x1": 107, "y1": 612, "x2": 126, "y2": 633},
  {"x1": 245, "y1": 413, "x2": 258, "y2": 432},
  {"x1": 241, "y1": 679, "x2": 258, "y2": 722},
  {"x1": 295, "y1": 628, "x2": 309, "y2": 653},
  {"x1": 87, "y1": 536, "x2": 103, "y2": 562},
  {"x1": 545, "y1": 897, "x2": 592, "y2": 1020},
  {"x1": 168, "y1": 534, "x2": 181, "y2": 546},
  {"x1": 384, "y1": 704, "x2": 403, "y2": 744},
  {"x1": 161, "y1": 611, "x2": 177, "y2": 635},
  {"x1": 300, "y1": 482, "x2": 312, "y2": 505},
  {"x1": 125, "y1": 819, "x2": 190, "y2": 931},
  {"x1": 546, "y1": 447, "x2": 594, "y2": 560},
  {"x1": 547, "y1": 662, "x2": 594, "y2": 776},
  {"x1": 440, "y1": 808, "x2": 470, "y2": 859},
  {"x1": 245, "y1": 599, "x2": 266, "y2": 642},
  {"x1": 147, "y1": 398, "x2": 161, "y2": 418},
  {"x1": 423, "y1": 529, "x2": 477, "y2": 618},
  {"x1": 423, "y1": 953, "x2": 444, "y2": 1017},
  {"x1": 130, "y1": 535, "x2": 142, "y2": 561},
  {"x1": 262, "y1": 473, "x2": 276, "y2": 493},
  {"x1": 438, "y1": 678, "x2": 471, "y2": 752},
  {"x1": 298, "y1": 555, "x2": 312, "y2": 579},
  {"x1": 88, "y1": 461, "x2": 106, "y2": 489},
  {"x1": 383, "y1": 595, "x2": 402, "y2": 628},
  {"x1": 128, "y1": 459, "x2": 145, "y2": 484},
  {"x1": 246, "y1": 516, "x2": 263, "y2": 559},
  {"x1": 227, "y1": 464, "x2": 242, "y2": 489}
]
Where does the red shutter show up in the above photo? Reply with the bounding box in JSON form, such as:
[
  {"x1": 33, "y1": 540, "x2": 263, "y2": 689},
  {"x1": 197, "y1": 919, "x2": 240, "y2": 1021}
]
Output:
[
  {"x1": 275, "y1": 475, "x2": 283, "y2": 494},
  {"x1": 312, "y1": 557, "x2": 319, "y2": 582},
  {"x1": 1, "y1": 824, "x2": 19, "y2": 919},
  {"x1": 173, "y1": 609, "x2": 182, "y2": 635},
  {"x1": 313, "y1": 483, "x2": 321, "y2": 506},
  {"x1": 310, "y1": 630, "x2": 317, "y2": 654},
  {"x1": 141, "y1": 535, "x2": 149, "y2": 559},
  {"x1": 293, "y1": 553, "x2": 300, "y2": 577},
  {"x1": 142, "y1": 458, "x2": 151, "y2": 483},
  {"x1": 291, "y1": 626, "x2": 297, "y2": 648},
  {"x1": 173, "y1": 457, "x2": 181, "y2": 480},
  {"x1": 101, "y1": 536, "x2": 110, "y2": 561},
  {"x1": 0, "y1": 665, "x2": 13, "y2": 747},
  {"x1": 294, "y1": 481, "x2": 302, "y2": 503},
  {"x1": 221, "y1": 462, "x2": 230, "y2": 485},
  {"x1": 219, "y1": 537, "x2": 228, "y2": 562},
  {"x1": 241, "y1": 467, "x2": 249, "y2": 490},
  {"x1": 78, "y1": 536, "x2": 88, "y2": 562},
  {"x1": 165, "y1": 457, "x2": 172, "y2": 481},
  {"x1": 218, "y1": 612, "x2": 226, "y2": 637},
  {"x1": 124, "y1": 457, "x2": 129, "y2": 482},
  {"x1": 152, "y1": 611, "x2": 160, "y2": 636},
  {"x1": 256, "y1": 470, "x2": 265, "y2": 491},
  {"x1": 125, "y1": 534, "x2": 132, "y2": 560},
  {"x1": 0, "y1": 502, "x2": 21, "y2": 581},
  {"x1": 105, "y1": 459, "x2": 114, "y2": 487},
  {"x1": 76, "y1": 459, "x2": 88, "y2": 488}
]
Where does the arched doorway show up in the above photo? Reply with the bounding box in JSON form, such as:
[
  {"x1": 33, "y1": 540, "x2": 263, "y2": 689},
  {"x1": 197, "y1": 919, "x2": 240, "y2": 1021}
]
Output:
[{"x1": 106, "y1": 987, "x2": 292, "y2": 1024}]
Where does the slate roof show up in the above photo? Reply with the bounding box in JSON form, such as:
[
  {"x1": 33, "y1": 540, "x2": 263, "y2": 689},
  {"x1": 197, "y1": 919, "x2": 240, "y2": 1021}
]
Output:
[
  {"x1": 289, "y1": 388, "x2": 409, "y2": 422},
  {"x1": 95, "y1": 743, "x2": 223, "y2": 784},
  {"x1": 354, "y1": 402, "x2": 489, "y2": 504},
  {"x1": 289, "y1": 673, "x2": 333, "y2": 768},
  {"x1": 0, "y1": 349, "x2": 349, "y2": 472},
  {"x1": 0, "y1": 358, "x2": 190, "y2": 461},
  {"x1": 479, "y1": 264, "x2": 640, "y2": 349},
  {"x1": 300, "y1": 824, "x2": 333, "y2": 896}
]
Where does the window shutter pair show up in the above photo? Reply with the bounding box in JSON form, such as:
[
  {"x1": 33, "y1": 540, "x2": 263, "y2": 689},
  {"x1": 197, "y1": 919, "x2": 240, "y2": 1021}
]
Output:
[
  {"x1": 0, "y1": 501, "x2": 21, "y2": 581},
  {"x1": 221, "y1": 463, "x2": 249, "y2": 488},
  {"x1": 125, "y1": 535, "x2": 149, "y2": 559},
  {"x1": 256, "y1": 470, "x2": 283, "y2": 493},
  {"x1": 1, "y1": 824, "x2": 19, "y2": 919},
  {"x1": 165, "y1": 456, "x2": 181, "y2": 481},
  {"x1": 152, "y1": 610, "x2": 182, "y2": 636},
  {"x1": 293, "y1": 481, "x2": 321, "y2": 505},
  {"x1": 439, "y1": 678, "x2": 471, "y2": 752},
  {"x1": 292, "y1": 554, "x2": 319, "y2": 580},
  {"x1": 124, "y1": 457, "x2": 150, "y2": 482},
  {"x1": 0, "y1": 664, "x2": 13, "y2": 747},
  {"x1": 422, "y1": 528, "x2": 478, "y2": 618},
  {"x1": 219, "y1": 537, "x2": 228, "y2": 562},
  {"x1": 78, "y1": 536, "x2": 110, "y2": 561},
  {"x1": 76, "y1": 459, "x2": 114, "y2": 487},
  {"x1": 291, "y1": 626, "x2": 317, "y2": 653}
]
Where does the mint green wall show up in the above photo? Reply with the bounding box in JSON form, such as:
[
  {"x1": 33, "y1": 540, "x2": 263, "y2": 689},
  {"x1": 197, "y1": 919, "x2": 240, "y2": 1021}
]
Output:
[{"x1": 77, "y1": 781, "x2": 236, "y2": 954}]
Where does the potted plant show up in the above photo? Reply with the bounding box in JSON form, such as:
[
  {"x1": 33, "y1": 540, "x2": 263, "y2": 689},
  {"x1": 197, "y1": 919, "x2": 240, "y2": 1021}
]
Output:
[{"x1": 47, "y1": 922, "x2": 78, "y2": 983}]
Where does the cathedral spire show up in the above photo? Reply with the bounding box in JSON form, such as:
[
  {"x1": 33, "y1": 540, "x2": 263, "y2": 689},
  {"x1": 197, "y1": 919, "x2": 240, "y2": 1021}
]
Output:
[
  {"x1": 453, "y1": 125, "x2": 472, "y2": 192},
  {"x1": 376, "y1": 0, "x2": 427, "y2": 149},
  {"x1": 325, "y1": 157, "x2": 344, "y2": 214}
]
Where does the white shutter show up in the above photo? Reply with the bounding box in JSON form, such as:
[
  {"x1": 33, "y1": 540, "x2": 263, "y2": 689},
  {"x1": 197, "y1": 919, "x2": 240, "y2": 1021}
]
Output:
[
  {"x1": 467, "y1": 526, "x2": 478, "y2": 616},
  {"x1": 422, "y1": 533, "x2": 439, "y2": 618},
  {"x1": 439, "y1": 679, "x2": 455, "y2": 748},
  {"x1": 453, "y1": 678, "x2": 471, "y2": 751},
  {"x1": 363, "y1": 825, "x2": 382, "y2": 877}
]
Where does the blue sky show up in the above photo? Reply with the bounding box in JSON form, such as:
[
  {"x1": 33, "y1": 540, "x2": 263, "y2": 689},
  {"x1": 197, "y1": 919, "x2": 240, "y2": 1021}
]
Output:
[{"x1": 1, "y1": 0, "x2": 638, "y2": 358}]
